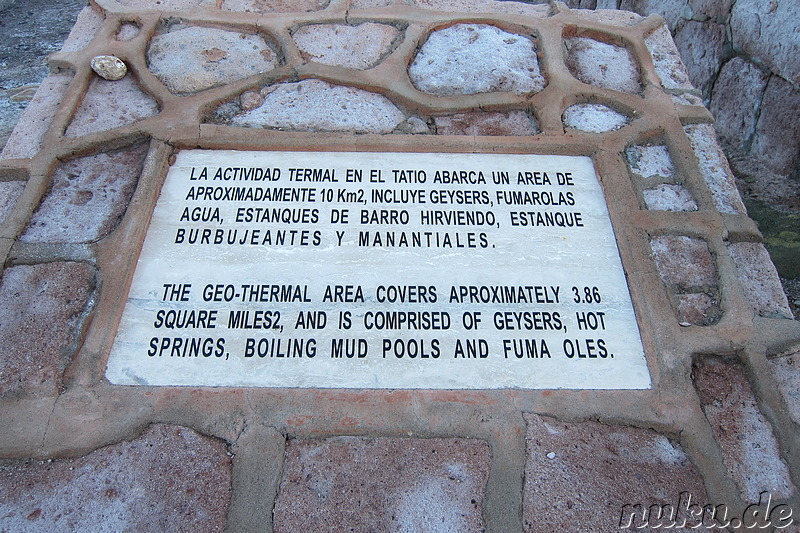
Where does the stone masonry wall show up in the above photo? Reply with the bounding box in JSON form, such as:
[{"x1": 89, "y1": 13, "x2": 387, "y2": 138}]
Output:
[{"x1": 584, "y1": 0, "x2": 800, "y2": 183}]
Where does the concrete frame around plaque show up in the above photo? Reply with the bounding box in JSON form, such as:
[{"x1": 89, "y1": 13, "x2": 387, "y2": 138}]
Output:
[{"x1": 106, "y1": 150, "x2": 651, "y2": 389}]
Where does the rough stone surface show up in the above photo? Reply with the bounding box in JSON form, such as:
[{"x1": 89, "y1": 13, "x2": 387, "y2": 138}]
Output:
[
  {"x1": 90, "y1": 55, "x2": 128, "y2": 81},
  {"x1": 274, "y1": 437, "x2": 490, "y2": 533},
  {"x1": 221, "y1": 0, "x2": 329, "y2": 13},
  {"x1": 769, "y1": 350, "x2": 800, "y2": 425},
  {"x1": 0, "y1": 424, "x2": 231, "y2": 532},
  {"x1": 228, "y1": 79, "x2": 406, "y2": 133},
  {"x1": 673, "y1": 21, "x2": 725, "y2": 97},
  {"x1": 693, "y1": 357, "x2": 797, "y2": 501},
  {"x1": 65, "y1": 76, "x2": 159, "y2": 137},
  {"x1": 643, "y1": 184, "x2": 697, "y2": 211},
  {"x1": 751, "y1": 76, "x2": 800, "y2": 177},
  {"x1": 409, "y1": 24, "x2": 546, "y2": 96},
  {"x1": 435, "y1": 110, "x2": 539, "y2": 136},
  {"x1": 0, "y1": 180, "x2": 25, "y2": 224},
  {"x1": 650, "y1": 235, "x2": 716, "y2": 289},
  {"x1": 414, "y1": 0, "x2": 551, "y2": 17},
  {"x1": 566, "y1": 37, "x2": 641, "y2": 94},
  {"x1": 619, "y1": 0, "x2": 688, "y2": 31},
  {"x1": 293, "y1": 23, "x2": 401, "y2": 70},
  {"x1": 116, "y1": 22, "x2": 141, "y2": 41},
  {"x1": 727, "y1": 242, "x2": 793, "y2": 319},
  {"x1": 676, "y1": 292, "x2": 721, "y2": 326},
  {"x1": 148, "y1": 25, "x2": 279, "y2": 95},
  {"x1": 645, "y1": 25, "x2": 692, "y2": 90},
  {"x1": 1, "y1": 72, "x2": 73, "y2": 160},
  {"x1": 116, "y1": 0, "x2": 213, "y2": 9},
  {"x1": 0, "y1": 262, "x2": 95, "y2": 397},
  {"x1": 524, "y1": 414, "x2": 710, "y2": 531},
  {"x1": 709, "y1": 58, "x2": 768, "y2": 151},
  {"x1": 683, "y1": 123, "x2": 746, "y2": 214},
  {"x1": 626, "y1": 144, "x2": 675, "y2": 180},
  {"x1": 562, "y1": 103, "x2": 628, "y2": 133},
  {"x1": 730, "y1": 0, "x2": 800, "y2": 86},
  {"x1": 21, "y1": 143, "x2": 148, "y2": 243}
]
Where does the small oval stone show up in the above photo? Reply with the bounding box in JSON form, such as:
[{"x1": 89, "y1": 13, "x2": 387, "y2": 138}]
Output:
[{"x1": 91, "y1": 55, "x2": 127, "y2": 81}]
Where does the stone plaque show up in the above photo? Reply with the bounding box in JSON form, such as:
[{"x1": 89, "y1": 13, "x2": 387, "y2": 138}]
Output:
[{"x1": 106, "y1": 150, "x2": 651, "y2": 389}]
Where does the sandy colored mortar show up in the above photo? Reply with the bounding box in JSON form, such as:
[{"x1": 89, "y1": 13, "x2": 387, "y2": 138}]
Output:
[{"x1": 0, "y1": 0, "x2": 798, "y2": 532}]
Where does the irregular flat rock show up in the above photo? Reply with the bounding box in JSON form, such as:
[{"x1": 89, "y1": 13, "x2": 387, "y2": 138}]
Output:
[
  {"x1": 221, "y1": 0, "x2": 328, "y2": 13},
  {"x1": 0, "y1": 262, "x2": 96, "y2": 397},
  {"x1": 21, "y1": 143, "x2": 149, "y2": 243},
  {"x1": 645, "y1": 25, "x2": 693, "y2": 90},
  {"x1": 694, "y1": 357, "x2": 796, "y2": 501},
  {"x1": 626, "y1": 144, "x2": 675, "y2": 180},
  {"x1": 435, "y1": 110, "x2": 539, "y2": 136},
  {"x1": 563, "y1": 103, "x2": 628, "y2": 132},
  {"x1": 0, "y1": 424, "x2": 231, "y2": 532},
  {"x1": 294, "y1": 23, "x2": 401, "y2": 70},
  {"x1": 409, "y1": 24, "x2": 546, "y2": 96},
  {"x1": 274, "y1": 437, "x2": 490, "y2": 533},
  {"x1": 727, "y1": 242, "x2": 793, "y2": 319},
  {"x1": 414, "y1": 0, "x2": 551, "y2": 16},
  {"x1": 148, "y1": 25, "x2": 278, "y2": 94},
  {"x1": 683, "y1": 123, "x2": 745, "y2": 214},
  {"x1": 0, "y1": 180, "x2": 25, "y2": 224},
  {"x1": 566, "y1": 37, "x2": 641, "y2": 94},
  {"x1": 524, "y1": 414, "x2": 710, "y2": 531},
  {"x1": 650, "y1": 235, "x2": 716, "y2": 289},
  {"x1": 643, "y1": 184, "x2": 697, "y2": 212},
  {"x1": 228, "y1": 79, "x2": 406, "y2": 133},
  {"x1": 65, "y1": 76, "x2": 159, "y2": 137}
]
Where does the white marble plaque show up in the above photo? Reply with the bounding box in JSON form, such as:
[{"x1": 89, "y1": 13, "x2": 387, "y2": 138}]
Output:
[{"x1": 106, "y1": 150, "x2": 651, "y2": 389}]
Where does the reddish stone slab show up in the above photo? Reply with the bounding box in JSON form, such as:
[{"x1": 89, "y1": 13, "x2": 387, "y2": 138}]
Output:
[
  {"x1": 0, "y1": 424, "x2": 231, "y2": 532},
  {"x1": 274, "y1": 436, "x2": 490, "y2": 533},
  {"x1": 693, "y1": 357, "x2": 796, "y2": 501},
  {"x1": 21, "y1": 143, "x2": 148, "y2": 244},
  {"x1": 0, "y1": 262, "x2": 96, "y2": 397},
  {"x1": 524, "y1": 414, "x2": 710, "y2": 532}
]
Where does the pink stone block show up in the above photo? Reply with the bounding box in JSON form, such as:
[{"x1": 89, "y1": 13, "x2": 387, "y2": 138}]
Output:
[
  {"x1": 435, "y1": 111, "x2": 538, "y2": 136},
  {"x1": 727, "y1": 242, "x2": 792, "y2": 319},
  {"x1": 693, "y1": 357, "x2": 796, "y2": 501},
  {"x1": 566, "y1": 37, "x2": 641, "y2": 94},
  {"x1": 0, "y1": 262, "x2": 96, "y2": 397},
  {"x1": 524, "y1": 414, "x2": 710, "y2": 531},
  {"x1": 274, "y1": 437, "x2": 490, "y2": 533},
  {"x1": 650, "y1": 235, "x2": 716, "y2": 289},
  {"x1": 409, "y1": 24, "x2": 546, "y2": 96},
  {"x1": 21, "y1": 144, "x2": 148, "y2": 244},
  {"x1": 0, "y1": 180, "x2": 25, "y2": 225},
  {"x1": 0, "y1": 424, "x2": 230, "y2": 531},
  {"x1": 222, "y1": 0, "x2": 329, "y2": 13},
  {"x1": 65, "y1": 76, "x2": 159, "y2": 137},
  {"x1": 294, "y1": 23, "x2": 401, "y2": 70}
]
